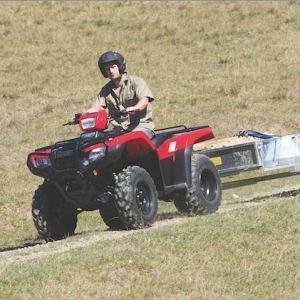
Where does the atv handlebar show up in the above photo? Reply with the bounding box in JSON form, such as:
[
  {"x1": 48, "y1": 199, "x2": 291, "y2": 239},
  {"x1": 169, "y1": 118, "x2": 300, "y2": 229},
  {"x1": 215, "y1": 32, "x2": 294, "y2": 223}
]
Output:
[
  {"x1": 63, "y1": 113, "x2": 83, "y2": 126},
  {"x1": 112, "y1": 109, "x2": 140, "y2": 119}
]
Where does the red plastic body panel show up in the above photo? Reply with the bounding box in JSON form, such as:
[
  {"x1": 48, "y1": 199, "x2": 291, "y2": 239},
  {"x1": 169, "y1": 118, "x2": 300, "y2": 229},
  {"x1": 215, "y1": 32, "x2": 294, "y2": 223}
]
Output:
[
  {"x1": 156, "y1": 127, "x2": 214, "y2": 160},
  {"x1": 105, "y1": 126, "x2": 214, "y2": 160},
  {"x1": 107, "y1": 131, "x2": 155, "y2": 160},
  {"x1": 84, "y1": 143, "x2": 106, "y2": 153},
  {"x1": 79, "y1": 110, "x2": 108, "y2": 131}
]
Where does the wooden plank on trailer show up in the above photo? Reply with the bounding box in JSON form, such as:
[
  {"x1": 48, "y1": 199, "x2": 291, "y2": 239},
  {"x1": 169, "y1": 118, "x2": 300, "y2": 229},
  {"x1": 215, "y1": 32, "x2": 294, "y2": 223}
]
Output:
[{"x1": 193, "y1": 136, "x2": 258, "y2": 151}]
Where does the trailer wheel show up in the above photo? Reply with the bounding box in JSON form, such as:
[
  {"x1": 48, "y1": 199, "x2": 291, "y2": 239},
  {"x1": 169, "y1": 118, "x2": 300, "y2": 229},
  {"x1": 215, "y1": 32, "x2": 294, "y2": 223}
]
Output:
[
  {"x1": 32, "y1": 181, "x2": 77, "y2": 242},
  {"x1": 99, "y1": 205, "x2": 126, "y2": 230},
  {"x1": 115, "y1": 166, "x2": 158, "y2": 229},
  {"x1": 174, "y1": 153, "x2": 221, "y2": 215}
]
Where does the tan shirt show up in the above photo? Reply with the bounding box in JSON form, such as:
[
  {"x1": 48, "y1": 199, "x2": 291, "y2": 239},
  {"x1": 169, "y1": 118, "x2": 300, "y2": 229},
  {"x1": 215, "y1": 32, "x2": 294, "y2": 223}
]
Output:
[{"x1": 92, "y1": 73, "x2": 155, "y2": 131}]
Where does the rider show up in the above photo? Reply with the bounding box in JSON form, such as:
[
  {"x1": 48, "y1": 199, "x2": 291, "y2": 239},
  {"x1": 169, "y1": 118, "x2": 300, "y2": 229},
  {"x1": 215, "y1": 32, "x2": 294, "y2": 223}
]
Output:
[{"x1": 85, "y1": 50, "x2": 155, "y2": 139}]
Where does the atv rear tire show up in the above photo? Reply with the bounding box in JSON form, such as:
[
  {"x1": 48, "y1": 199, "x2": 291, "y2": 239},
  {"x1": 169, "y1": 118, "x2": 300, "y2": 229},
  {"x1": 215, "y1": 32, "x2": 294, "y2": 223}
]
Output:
[
  {"x1": 174, "y1": 153, "x2": 221, "y2": 215},
  {"x1": 115, "y1": 166, "x2": 158, "y2": 229},
  {"x1": 32, "y1": 181, "x2": 77, "y2": 242},
  {"x1": 99, "y1": 205, "x2": 126, "y2": 230}
]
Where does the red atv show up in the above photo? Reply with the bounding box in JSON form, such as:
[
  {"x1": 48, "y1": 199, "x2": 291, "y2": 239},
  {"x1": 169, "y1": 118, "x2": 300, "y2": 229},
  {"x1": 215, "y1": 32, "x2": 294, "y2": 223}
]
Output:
[{"x1": 27, "y1": 110, "x2": 222, "y2": 241}]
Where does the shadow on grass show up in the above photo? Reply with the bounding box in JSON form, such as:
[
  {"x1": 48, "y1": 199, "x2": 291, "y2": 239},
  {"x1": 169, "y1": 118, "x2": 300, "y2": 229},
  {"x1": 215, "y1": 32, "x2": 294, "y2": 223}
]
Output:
[
  {"x1": 156, "y1": 211, "x2": 183, "y2": 221},
  {"x1": 0, "y1": 237, "x2": 44, "y2": 253},
  {"x1": 0, "y1": 211, "x2": 184, "y2": 253}
]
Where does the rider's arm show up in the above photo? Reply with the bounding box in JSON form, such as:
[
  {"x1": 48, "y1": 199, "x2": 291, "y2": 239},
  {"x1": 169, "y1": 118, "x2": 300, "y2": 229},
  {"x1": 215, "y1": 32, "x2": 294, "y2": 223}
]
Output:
[{"x1": 126, "y1": 96, "x2": 149, "y2": 113}]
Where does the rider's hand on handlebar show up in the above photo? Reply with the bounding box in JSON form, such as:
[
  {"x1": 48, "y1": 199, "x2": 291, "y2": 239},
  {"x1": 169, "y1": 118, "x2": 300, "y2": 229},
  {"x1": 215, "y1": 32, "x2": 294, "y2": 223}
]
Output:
[{"x1": 112, "y1": 109, "x2": 140, "y2": 119}]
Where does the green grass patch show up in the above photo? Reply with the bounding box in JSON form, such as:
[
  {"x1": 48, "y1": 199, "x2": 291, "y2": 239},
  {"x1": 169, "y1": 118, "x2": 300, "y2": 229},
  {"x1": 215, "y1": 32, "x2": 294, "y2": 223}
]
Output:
[{"x1": 1, "y1": 199, "x2": 299, "y2": 299}]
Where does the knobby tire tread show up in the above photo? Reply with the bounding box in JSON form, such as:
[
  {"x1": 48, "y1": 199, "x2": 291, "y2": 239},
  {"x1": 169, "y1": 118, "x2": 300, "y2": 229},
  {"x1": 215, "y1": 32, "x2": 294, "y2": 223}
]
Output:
[
  {"x1": 115, "y1": 166, "x2": 158, "y2": 230},
  {"x1": 32, "y1": 181, "x2": 77, "y2": 242},
  {"x1": 174, "y1": 153, "x2": 222, "y2": 216}
]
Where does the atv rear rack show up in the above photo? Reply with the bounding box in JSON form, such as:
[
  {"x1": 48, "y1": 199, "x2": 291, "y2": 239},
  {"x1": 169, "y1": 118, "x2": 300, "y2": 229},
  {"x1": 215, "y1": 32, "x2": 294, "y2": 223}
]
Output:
[
  {"x1": 193, "y1": 132, "x2": 300, "y2": 189},
  {"x1": 155, "y1": 125, "x2": 210, "y2": 135}
]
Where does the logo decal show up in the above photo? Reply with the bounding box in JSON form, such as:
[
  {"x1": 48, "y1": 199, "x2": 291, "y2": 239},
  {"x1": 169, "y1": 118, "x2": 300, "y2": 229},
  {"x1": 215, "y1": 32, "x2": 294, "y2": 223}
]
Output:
[{"x1": 168, "y1": 141, "x2": 177, "y2": 152}]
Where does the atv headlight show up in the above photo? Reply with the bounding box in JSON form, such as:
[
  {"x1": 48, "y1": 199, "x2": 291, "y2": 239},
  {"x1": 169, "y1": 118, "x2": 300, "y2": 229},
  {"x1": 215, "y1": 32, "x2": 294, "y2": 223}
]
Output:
[
  {"x1": 81, "y1": 117, "x2": 96, "y2": 130},
  {"x1": 32, "y1": 157, "x2": 52, "y2": 169},
  {"x1": 88, "y1": 146, "x2": 106, "y2": 162}
]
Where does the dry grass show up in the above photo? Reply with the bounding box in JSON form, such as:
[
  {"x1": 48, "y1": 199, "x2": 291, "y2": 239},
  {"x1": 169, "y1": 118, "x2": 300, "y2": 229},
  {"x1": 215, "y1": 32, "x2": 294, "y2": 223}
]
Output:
[{"x1": 1, "y1": 1, "x2": 300, "y2": 298}]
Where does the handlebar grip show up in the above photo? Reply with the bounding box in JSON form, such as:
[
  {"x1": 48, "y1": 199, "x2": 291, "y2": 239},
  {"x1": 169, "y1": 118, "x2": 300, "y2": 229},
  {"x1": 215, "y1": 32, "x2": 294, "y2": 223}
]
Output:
[
  {"x1": 120, "y1": 110, "x2": 128, "y2": 117},
  {"x1": 120, "y1": 109, "x2": 140, "y2": 116},
  {"x1": 63, "y1": 113, "x2": 82, "y2": 126}
]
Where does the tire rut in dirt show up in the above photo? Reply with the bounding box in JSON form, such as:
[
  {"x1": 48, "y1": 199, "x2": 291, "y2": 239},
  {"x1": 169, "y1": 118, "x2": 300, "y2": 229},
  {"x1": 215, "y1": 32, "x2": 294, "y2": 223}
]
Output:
[{"x1": 1, "y1": 187, "x2": 299, "y2": 262}]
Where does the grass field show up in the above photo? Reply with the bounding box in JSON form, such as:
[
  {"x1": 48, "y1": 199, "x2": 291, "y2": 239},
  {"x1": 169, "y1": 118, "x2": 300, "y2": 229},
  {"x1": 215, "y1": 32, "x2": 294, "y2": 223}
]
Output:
[{"x1": 1, "y1": 2, "x2": 300, "y2": 299}]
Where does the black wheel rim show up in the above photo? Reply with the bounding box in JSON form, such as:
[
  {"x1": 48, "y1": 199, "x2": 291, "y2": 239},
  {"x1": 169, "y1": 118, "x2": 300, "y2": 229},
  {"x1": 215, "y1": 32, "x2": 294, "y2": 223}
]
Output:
[
  {"x1": 135, "y1": 182, "x2": 152, "y2": 215},
  {"x1": 200, "y1": 169, "x2": 217, "y2": 202}
]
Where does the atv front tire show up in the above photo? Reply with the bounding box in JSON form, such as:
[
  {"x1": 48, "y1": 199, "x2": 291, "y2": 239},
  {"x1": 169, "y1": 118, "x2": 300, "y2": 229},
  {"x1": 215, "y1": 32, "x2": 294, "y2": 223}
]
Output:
[
  {"x1": 174, "y1": 153, "x2": 221, "y2": 215},
  {"x1": 32, "y1": 181, "x2": 77, "y2": 242},
  {"x1": 115, "y1": 166, "x2": 158, "y2": 229}
]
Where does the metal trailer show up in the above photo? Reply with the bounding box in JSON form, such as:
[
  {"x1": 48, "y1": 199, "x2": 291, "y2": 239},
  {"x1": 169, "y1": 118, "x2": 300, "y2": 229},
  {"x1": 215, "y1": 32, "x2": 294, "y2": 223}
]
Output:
[{"x1": 193, "y1": 132, "x2": 300, "y2": 190}]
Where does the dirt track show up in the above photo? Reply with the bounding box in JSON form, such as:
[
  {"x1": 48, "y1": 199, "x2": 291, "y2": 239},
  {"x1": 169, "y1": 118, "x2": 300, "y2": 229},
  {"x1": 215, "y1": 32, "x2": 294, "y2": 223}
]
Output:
[{"x1": 0, "y1": 187, "x2": 299, "y2": 266}]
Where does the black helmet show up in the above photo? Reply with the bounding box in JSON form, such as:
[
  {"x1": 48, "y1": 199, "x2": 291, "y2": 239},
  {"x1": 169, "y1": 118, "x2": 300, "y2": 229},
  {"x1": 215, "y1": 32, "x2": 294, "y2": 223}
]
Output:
[{"x1": 98, "y1": 51, "x2": 126, "y2": 78}]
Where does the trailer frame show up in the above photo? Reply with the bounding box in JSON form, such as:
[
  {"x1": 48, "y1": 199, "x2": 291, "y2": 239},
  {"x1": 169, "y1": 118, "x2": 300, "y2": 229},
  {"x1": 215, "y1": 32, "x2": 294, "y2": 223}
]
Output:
[{"x1": 193, "y1": 132, "x2": 300, "y2": 190}]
